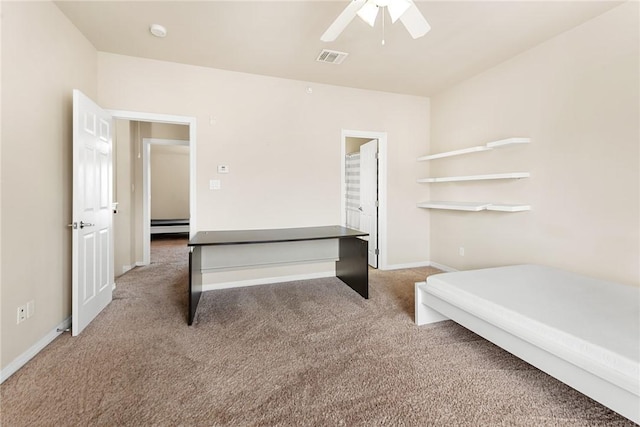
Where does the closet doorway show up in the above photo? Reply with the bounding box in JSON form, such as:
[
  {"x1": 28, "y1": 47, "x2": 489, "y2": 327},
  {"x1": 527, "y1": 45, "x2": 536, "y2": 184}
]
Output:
[{"x1": 341, "y1": 130, "x2": 387, "y2": 269}]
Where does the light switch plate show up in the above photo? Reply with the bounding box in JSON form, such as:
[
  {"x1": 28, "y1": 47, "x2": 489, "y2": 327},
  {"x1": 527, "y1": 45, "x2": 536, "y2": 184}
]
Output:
[
  {"x1": 27, "y1": 300, "x2": 35, "y2": 318},
  {"x1": 217, "y1": 165, "x2": 229, "y2": 174}
]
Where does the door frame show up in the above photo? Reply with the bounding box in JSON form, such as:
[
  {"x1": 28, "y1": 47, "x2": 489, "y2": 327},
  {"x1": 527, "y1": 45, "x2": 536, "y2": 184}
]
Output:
[
  {"x1": 107, "y1": 110, "x2": 197, "y2": 263},
  {"x1": 142, "y1": 138, "x2": 190, "y2": 265},
  {"x1": 340, "y1": 129, "x2": 387, "y2": 269}
]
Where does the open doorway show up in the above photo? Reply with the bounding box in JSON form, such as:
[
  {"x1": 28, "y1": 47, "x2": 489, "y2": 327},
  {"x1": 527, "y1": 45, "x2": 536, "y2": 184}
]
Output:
[
  {"x1": 341, "y1": 130, "x2": 387, "y2": 269},
  {"x1": 110, "y1": 111, "x2": 196, "y2": 277},
  {"x1": 143, "y1": 137, "x2": 190, "y2": 265}
]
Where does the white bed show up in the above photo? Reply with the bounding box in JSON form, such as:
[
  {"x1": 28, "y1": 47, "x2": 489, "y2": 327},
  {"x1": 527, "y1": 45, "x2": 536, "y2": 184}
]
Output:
[{"x1": 415, "y1": 264, "x2": 640, "y2": 424}]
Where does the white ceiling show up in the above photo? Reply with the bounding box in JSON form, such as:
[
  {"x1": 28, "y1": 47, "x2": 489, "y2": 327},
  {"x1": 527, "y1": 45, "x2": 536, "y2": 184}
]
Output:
[{"x1": 55, "y1": 0, "x2": 623, "y2": 97}]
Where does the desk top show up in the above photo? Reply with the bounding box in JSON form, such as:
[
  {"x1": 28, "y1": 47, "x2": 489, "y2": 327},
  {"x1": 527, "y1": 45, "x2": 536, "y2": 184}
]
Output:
[{"x1": 188, "y1": 225, "x2": 367, "y2": 247}]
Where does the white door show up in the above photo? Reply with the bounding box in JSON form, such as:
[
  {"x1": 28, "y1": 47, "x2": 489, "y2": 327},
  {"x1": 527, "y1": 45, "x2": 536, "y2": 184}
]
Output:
[
  {"x1": 359, "y1": 139, "x2": 378, "y2": 268},
  {"x1": 71, "y1": 90, "x2": 114, "y2": 336}
]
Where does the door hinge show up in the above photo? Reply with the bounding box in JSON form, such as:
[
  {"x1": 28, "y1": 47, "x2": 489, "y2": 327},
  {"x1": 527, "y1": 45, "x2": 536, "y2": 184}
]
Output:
[
  {"x1": 375, "y1": 200, "x2": 379, "y2": 207},
  {"x1": 375, "y1": 248, "x2": 379, "y2": 255},
  {"x1": 375, "y1": 152, "x2": 380, "y2": 159}
]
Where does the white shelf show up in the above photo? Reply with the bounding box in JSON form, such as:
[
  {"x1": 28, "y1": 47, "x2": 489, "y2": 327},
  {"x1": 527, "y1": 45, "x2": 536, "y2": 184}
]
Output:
[
  {"x1": 417, "y1": 201, "x2": 491, "y2": 211},
  {"x1": 417, "y1": 146, "x2": 490, "y2": 161},
  {"x1": 418, "y1": 201, "x2": 531, "y2": 212},
  {"x1": 418, "y1": 137, "x2": 530, "y2": 161},
  {"x1": 416, "y1": 137, "x2": 531, "y2": 212},
  {"x1": 486, "y1": 204, "x2": 531, "y2": 212},
  {"x1": 417, "y1": 172, "x2": 530, "y2": 183},
  {"x1": 486, "y1": 137, "x2": 530, "y2": 148}
]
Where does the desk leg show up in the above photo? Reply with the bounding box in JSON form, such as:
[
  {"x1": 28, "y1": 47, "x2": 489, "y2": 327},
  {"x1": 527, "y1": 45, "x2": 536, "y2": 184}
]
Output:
[
  {"x1": 188, "y1": 247, "x2": 203, "y2": 325},
  {"x1": 336, "y1": 237, "x2": 369, "y2": 299}
]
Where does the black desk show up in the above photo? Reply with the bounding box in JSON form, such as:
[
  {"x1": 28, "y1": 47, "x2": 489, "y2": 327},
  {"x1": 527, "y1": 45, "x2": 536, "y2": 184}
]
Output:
[{"x1": 187, "y1": 225, "x2": 369, "y2": 325}]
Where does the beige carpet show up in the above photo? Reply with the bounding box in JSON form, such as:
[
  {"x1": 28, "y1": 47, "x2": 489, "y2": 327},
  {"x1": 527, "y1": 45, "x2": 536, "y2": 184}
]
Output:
[{"x1": 1, "y1": 236, "x2": 633, "y2": 426}]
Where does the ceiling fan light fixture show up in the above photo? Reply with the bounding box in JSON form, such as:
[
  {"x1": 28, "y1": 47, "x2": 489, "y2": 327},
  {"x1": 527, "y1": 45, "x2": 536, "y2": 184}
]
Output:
[
  {"x1": 388, "y1": 0, "x2": 411, "y2": 23},
  {"x1": 357, "y1": 0, "x2": 379, "y2": 27},
  {"x1": 320, "y1": 0, "x2": 429, "y2": 42}
]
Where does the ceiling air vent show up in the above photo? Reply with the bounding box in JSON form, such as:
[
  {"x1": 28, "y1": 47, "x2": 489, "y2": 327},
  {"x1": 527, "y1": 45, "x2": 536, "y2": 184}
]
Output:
[{"x1": 316, "y1": 49, "x2": 349, "y2": 65}]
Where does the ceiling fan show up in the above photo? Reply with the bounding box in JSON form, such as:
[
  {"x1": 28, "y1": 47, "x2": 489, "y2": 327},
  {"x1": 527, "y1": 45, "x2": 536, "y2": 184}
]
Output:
[{"x1": 321, "y1": 0, "x2": 431, "y2": 42}]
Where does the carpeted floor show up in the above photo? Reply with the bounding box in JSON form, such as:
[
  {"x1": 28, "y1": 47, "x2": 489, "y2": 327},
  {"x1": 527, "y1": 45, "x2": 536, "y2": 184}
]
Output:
[{"x1": 1, "y1": 236, "x2": 634, "y2": 426}]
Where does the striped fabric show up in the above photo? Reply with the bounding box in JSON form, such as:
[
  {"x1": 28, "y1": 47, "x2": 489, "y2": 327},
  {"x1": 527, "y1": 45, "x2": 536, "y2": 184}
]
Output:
[{"x1": 345, "y1": 152, "x2": 360, "y2": 230}]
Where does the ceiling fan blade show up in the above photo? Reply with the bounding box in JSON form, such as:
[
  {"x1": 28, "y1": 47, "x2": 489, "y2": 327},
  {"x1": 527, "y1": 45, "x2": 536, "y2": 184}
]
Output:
[
  {"x1": 399, "y1": 2, "x2": 431, "y2": 39},
  {"x1": 321, "y1": 0, "x2": 367, "y2": 42}
]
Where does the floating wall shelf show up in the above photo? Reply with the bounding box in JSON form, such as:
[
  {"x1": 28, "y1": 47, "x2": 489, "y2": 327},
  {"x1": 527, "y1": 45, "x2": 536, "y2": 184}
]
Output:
[
  {"x1": 417, "y1": 201, "x2": 490, "y2": 211},
  {"x1": 417, "y1": 201, "x2": 531, "y2": 212},
  {"x1": 486, "y1": 137, "x2": 530, "y2": 148},
  {"x1": 485, "y1": 204, "x2": 531, "y2": 212},
  {"x1": 418, "y1": 137, "x2": 530, "y2": 161},
  {"x1": 416, "y1": 137, "x2": 532, "y2": 213},
  {"x1": 417, "y1": 146, "x2": 489, "y2": 161},
  {"x1": 417, "y1": 172, "x2": 530, "y2": 183}
]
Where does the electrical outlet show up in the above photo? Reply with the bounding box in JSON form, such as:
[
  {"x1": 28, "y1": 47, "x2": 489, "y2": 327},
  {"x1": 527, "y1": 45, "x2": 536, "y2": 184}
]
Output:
[
  {"x1": 17, "y1": 305, "x2": 26, "y2": 324},
  {"x1": 27, "y1": 300, "x2": 35, "y2": 318},
  {"x1": 459, "y1": 247, "x2": 465, "y2": 256}
]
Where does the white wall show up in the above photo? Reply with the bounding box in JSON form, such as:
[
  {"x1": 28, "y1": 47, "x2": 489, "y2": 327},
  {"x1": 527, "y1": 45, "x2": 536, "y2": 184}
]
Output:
[
  {"x1": 97, "y1": 53, "x2": 431, "y2": 269},
  {"x1": 150, "y1": 145, "x2": 190, "y2": 220},
  {"x1": 1, "y1": 1, "x2": 97, "y2": 372},
  {"x1": 428, "y1": 1, "x2": 639, "y2": 286}
]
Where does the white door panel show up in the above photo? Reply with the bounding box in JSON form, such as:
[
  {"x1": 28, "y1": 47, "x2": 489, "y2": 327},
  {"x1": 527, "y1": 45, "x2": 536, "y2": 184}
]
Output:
[
  {"x1": 360, "y1": 139, "x2": 378, "y2": 268},
  {"x1": 72, "y1": 90, "x2": 113, "y2": 336}
]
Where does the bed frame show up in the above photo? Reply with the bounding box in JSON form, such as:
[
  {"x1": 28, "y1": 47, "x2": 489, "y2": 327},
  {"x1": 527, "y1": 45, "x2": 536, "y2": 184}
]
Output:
[{"x1": 415, "y1": 264, "x2": 639, "y2": 424}]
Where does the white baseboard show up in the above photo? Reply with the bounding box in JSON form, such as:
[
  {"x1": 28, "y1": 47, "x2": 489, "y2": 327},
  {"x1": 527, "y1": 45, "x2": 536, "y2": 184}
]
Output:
[
  {"x1": 381, "y1": 260, "x2": 458, "y2": 273},
  {"x1": 1, "y1": 316, "x2": 71, "y2": 384},
  {"x1": 200, "y1": 262, "x2": 454, "y2": 290},
  {"x1": 202, "y1": 271, "x2": 336, "y2": 292},
  {"x1": 428, "y1": 262, "x2": 458, "y2": 272},
  {"x1": 381, "y1": 261, "x2": 432, "y2": 271}
]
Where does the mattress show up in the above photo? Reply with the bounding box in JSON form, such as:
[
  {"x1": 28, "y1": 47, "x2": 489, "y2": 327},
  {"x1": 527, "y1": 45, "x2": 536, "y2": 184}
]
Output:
[{"x1": 425, "y1": 264, "x2": 640, "y2": 396}]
